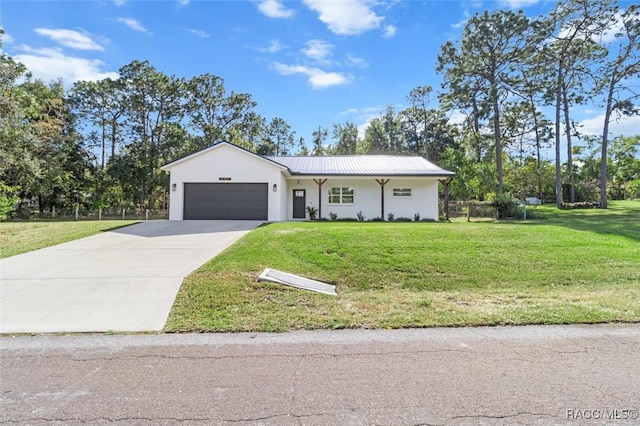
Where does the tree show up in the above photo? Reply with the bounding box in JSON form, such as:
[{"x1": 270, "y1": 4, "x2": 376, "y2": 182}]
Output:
[
  {"x1": 500, "y1": 101, "x2": 553, "y2": 199},
  {"x1": 537, "y1": 0, "x2": 614, "y2": 207},
  {"x1": 401, "y1": 106, "x2": 457, "y2": 162},
  {"x1": 331, "y1": 122, "x2": 359, "y2": 155},
  {"x1": 69, "y1": 78, "x2": 127, "y2": 208},
  {"x1": 311, "y1": 126, "x2": 328, "y2": 156},
  {"x1": 438, "y1": 10, "x2": 531, "y2": 194},
  {"x1": 185, "y1": 74, "x2": 257, "y2": 151},
  {"x1": 607, "y1": 135, "x2": 640, "y2": 199},
  {"x1": 296, "y1": 137, "x2": 309, "y2": 156},
  {"x1": 363, "y1": 117, "x2": 388, "y2": 154},
  {"x1": 118, "y1": 60, "x2": 186, "y2": 210},
  {"x1": 227, "y1": 111, "x2": 265, "y2": 152},
  {"x1": 596, "y1": 4, "x2": 640, "y2": 207},
  {"x1": 403, "y1": 86, "x2": 437, "y2": 158},
  {"x1": 258, "y1": 117, "x2": 295, "y2": 156}
]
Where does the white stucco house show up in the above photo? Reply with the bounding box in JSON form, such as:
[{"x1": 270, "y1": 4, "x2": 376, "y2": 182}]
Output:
[{"x1": 160, "y1": 141, "x2": 455, "y2": 221}]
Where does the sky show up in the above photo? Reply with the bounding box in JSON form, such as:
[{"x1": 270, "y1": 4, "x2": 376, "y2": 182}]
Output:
[{"x1": 1, "y1": 0, "x2": 638, "y2": 156}]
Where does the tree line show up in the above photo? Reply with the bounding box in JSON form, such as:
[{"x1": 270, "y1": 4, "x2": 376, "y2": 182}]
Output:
[{"x1": 1, "y1": 0, "x2": 639, "y2": 218}]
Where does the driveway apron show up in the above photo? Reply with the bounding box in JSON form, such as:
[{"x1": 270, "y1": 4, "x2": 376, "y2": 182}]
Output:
[{"x1": 0, "y1": 220, "x2": 261, "y2": 333}]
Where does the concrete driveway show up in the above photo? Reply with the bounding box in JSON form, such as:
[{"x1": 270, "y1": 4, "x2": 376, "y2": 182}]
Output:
[{"x1": 0, "y1": 220, "x2": 262, "y2": 334}]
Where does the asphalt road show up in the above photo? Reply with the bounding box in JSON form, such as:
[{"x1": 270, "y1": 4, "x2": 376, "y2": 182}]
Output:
[{"x1": 1, "y1": 325, "x2": 639, "y2": 425}]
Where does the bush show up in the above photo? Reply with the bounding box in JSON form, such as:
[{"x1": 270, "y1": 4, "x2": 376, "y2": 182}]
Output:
[
  {"x1": 0, "y1": 195, "x2": 19, "y2": 221},
  {"x1": 356, "y1": 210, "x2": 365, "y2": 222},
  {"x1": 491, "y1": 194, "x2": 523, "y2": 219},
  {"x1": 387, "y1": 212, "x2": 395, "y2": 221},
  {"x1": 329, "y1": 211, "x2": 338, "y2": 221},
  {"x1": 369, "y1": 217, "x2": 385, "y2": 222},
  {"x1": 0, "y1": 183, "x2": 20, "y2": 221},
  {"x1": 561, "y1": 201, "x2": 600, "y2": 209},
  {"x1": 337, "y1": 217, "x2": 358, "y2": 222},
  {"x1": 306, "y1": 206, "x2": 318, "y2": 219},
  {"x1": 394, "y1": 217, "x2": 413, "y2": 222},
  {"x1": 414, "y1": 212, "x2": 420, "y2": 222}
]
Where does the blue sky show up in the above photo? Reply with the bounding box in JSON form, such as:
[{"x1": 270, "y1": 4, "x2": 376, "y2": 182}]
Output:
[{"x1": 1, "y1": 0, "x2": 638, "y2": 154}]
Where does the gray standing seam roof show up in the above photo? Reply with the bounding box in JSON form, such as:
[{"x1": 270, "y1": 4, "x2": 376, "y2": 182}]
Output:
[{"x1": 266, "y1": 155, "x2": 455, "y2": 177}]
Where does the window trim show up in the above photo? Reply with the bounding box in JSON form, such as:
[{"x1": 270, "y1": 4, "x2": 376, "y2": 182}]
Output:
[
  {"x1": 328, "y1": 187, "x2": 355, "y2": 205},
  {"x1": 392, "y1": 187, "x2": 412, "y2": 198}
]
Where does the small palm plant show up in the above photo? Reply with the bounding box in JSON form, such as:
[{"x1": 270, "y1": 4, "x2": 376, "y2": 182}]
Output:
[{"x1": 306, "y1": 206, "x2": 318, "y2": 220}]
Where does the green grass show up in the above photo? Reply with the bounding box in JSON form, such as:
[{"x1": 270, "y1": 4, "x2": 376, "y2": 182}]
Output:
[
  {"x1": 165, "y1": 200, "x2": 640, "y2": 332},
  {"x1": 0, "y1": 220, "x2": 140, "y2": 258}
]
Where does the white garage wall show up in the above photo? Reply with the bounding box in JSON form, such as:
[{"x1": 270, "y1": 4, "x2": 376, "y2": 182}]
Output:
[{"x1": 165, "y1": 144, "x2": 288, "y2": 221}]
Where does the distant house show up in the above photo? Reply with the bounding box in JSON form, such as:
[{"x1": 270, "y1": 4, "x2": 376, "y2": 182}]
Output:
[{"x1": 160, "y1": 141, "x2": 455, "y2": 221}]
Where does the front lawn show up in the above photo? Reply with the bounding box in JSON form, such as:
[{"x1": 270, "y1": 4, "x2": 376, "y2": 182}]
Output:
[
  {"x1": 0, "y1": 220, "x2": 139, "y2": 259},
  {"x1": 165, "y1": 201, "x2": 640, "y2": 332}
]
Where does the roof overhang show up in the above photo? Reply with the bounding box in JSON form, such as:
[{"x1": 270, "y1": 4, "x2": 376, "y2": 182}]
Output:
[{"x1": 161, "y1": 141, "x2": 290, "y2": 173}]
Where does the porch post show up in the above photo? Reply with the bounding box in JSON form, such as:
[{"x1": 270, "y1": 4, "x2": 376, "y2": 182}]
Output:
[
  {"x1": 439, "y1": 178, "x2": 450, "y2": 221},
  {"x1": 313, "y1": 179, "x2": 327, "y2": 219},
  {"x1": 375, "y1": 179, "x2": 390, "y2": 219}
]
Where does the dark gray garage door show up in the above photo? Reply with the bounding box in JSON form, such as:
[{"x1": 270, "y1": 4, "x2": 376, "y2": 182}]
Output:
[{"x1": 183, "y1": 183, "x2": 268, "y2": 220}]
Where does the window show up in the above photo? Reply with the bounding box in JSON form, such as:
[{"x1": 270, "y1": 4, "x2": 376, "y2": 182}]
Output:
[
  {"x1": 328, "y1": 187, "x2": 354, "y2": 204},
  {"x1": 393, "y1": 188, "x2": 412, "y2": 197}
]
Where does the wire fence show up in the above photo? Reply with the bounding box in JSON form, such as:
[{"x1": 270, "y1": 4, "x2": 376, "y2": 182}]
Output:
[
  {"x1": 440, "y1": 201, "x2": 502, "y2": 221},
  {"x1": 18, "y1": 206, "x2": 168, "y2": 221}
]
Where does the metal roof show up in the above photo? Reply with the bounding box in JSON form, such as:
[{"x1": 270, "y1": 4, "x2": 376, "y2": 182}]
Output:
[{"x1": 266, "y1": 155, "x2": 455, "y2": 177}]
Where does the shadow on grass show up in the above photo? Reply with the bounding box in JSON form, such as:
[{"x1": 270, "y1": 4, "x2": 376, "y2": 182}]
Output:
[{"x1": 524, "y1": 202, "x2": 640, "y2": 242}]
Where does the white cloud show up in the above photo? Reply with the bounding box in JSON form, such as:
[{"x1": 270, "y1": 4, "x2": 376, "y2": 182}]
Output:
[
  {"x1": 1, "y1": 32, "x2": 14, "y2": 46},
  {"x1": 186, "y1": 29, "x2": 210, "y2": 38},
  {"x1": 346, "y1": 54, "x2": 368, "y2": 68},
  {"x1": 13, "y1": 46, "x2": 118, "y2": 85},
  {"x1": 301, "y1": 39, "x2": 333, "y2": 63},
  {"x1": 273, "y1": 62, "x2": 351, "y2": 89},
  {"x1": 339, "y1": 105, "x2": 383, "y2": 137},
  {"x1": 579, "y1": 113, "x2": 640, "y2": 138},
  {"x1": 594, "y1": 12, "x2": 625, "y2": 45},
  {"x1": 557, "y1": 12, "x2": 625, "y2": 45},
  {"x1": 117, "y1": 17, "x2": 148, "y2": 32},
  {"x1": 303, "y1": 0, "x2": 384, "y2": 35},
  {"x1": 382, "y1": 25, "x2": 396, "y2": 38},
  {"x1": 177, "y1": 0, "x2": 190, "y2": 6},
  {"x1": 498, "y1": 0, "x2": 540, "y2": 8},
  {"x1": 35, "y1": 28, "x2": 104, "y2": 51},
  {"x1": 114, "y1": 0, "x2": 126, "y2": 6},
  {"x1": 258, "y1": 39, "x2": 286, "y2": 53},
  {"x1": 257, "y1": 0, "x2": 294, "y2": 18},
  {"x1": 451, "y1": 18, "x2": 467, "y2": 29}
]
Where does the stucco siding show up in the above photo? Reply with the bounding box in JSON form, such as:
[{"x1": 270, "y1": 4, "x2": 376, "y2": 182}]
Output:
[{"x1": 166, "y1": 144, "x2": 286, "y2": 220}]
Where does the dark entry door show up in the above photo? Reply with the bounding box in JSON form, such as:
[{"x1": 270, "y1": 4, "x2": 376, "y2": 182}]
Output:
[{"x1": 292, "y1": 189, "x2": 306, "y2": 219}]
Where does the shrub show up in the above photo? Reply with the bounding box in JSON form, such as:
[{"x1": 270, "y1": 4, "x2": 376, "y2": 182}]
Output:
[
  {"x1": 306, "y1": 206, "x2": 318, "y2": 219},
  {"x1": 356, "y1": 210, "x2": 365, "y2": 222},
  {"x1": 491, "y1": 194, "x2": 523, "y2": 219},
  {"x1": 387, "y1": 212, "x2": 395, "y2": 221},
  {"x1": 369, "y1": 217, "x2": 384, "y2": 222},
  {"x1": 394, "y1": 217, "x2": 413, "y2": 222},
  {"x1": 414, "y1": 212, "x2": 420, "y2": 222},
  {"x1": 0, "y1": 183, "x2": 20, "y2": 221},
  {"x1": 561, "y1": 201, "x2": 600, "y2": 209},
  {"x1": 329, "y1": 211, "x2": 338, "y2": 221},
  {"x1": 337, "y1": 217, "x2": 358, "y2": 222}
]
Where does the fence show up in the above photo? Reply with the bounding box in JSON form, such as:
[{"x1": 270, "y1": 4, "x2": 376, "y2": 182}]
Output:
[
  {"x1": 440, "y1": 201, "x2": 498, "y2": 221},
  {"x1": 16, "y1": 205, "x2": 168, "y2": 221}
]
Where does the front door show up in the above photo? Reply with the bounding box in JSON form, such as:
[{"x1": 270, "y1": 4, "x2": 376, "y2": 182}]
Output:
[{"x1": 293, "y1": 189, "x2": 306, "y2": 219}]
